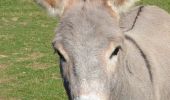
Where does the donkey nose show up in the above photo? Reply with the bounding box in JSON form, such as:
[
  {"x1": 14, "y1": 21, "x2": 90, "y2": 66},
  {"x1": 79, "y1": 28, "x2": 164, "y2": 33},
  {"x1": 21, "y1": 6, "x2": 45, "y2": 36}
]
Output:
[{"x1": 74, "y1": 94, "x2": 101, "y2": 100}]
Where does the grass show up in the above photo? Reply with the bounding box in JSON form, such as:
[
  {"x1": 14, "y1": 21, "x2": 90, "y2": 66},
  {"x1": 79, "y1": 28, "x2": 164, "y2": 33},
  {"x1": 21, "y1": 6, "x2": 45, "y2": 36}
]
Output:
[
  {"x1": 139, "y1": 0, "x2": 170, "y2": 12},
  {"x1": 0, "y1": 0, "x2": 66, "y2": 100},
  {"x1": 0, "y1": 0, "x2": 170, "y2": 100}
]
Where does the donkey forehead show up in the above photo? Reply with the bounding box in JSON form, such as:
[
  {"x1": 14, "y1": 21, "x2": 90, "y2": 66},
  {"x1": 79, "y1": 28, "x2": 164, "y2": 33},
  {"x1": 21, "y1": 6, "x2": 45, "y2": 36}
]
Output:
[
  {"x1": 55, "y1": 23, "x2": 122, "y2": 55},
  {"x1": 55, "y1": 4, "x2": 122, "y2": 46}
]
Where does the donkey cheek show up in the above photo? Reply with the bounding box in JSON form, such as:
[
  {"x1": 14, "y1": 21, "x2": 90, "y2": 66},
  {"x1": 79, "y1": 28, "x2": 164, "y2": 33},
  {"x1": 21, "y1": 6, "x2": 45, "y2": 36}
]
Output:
[{"x1": 106, "y1": 56, "x2": 118, "y2": 75}]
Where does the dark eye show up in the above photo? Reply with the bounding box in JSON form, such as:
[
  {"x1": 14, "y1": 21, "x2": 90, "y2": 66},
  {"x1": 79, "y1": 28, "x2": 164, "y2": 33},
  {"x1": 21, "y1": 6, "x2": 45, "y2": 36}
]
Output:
[
  {"x1": 110, "y1": 46, "x2": 121, "y2": 59},
  {"x1": 56, "y1": 50, "x2": 66, "y2": 62}
]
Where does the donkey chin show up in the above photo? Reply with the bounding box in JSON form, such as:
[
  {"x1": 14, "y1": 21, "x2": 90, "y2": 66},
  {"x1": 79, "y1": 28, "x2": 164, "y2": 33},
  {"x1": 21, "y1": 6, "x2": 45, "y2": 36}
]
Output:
[
  {"x1": 74, "y1": 94, "x2": 101, "y2": 100},
  {"x1": 74, "y1": 93, "x2": 108, "y2": 100}
]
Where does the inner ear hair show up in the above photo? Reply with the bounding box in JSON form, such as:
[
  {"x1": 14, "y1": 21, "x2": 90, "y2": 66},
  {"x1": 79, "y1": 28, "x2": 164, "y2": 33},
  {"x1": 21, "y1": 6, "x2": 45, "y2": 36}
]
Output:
[
  {"x1": 35, "y1": 0, "x2": 65, "y2": 17},
  {"x1": 108, "y1": 0, "x2": 140, "y2": 13}
]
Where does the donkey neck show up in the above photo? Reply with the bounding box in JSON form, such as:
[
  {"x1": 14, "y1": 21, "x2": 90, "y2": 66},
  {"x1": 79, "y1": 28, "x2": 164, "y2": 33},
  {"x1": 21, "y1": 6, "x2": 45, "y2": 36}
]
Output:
[{"x1": 110, "y1": 36, "x2": 154, "y2": 100}]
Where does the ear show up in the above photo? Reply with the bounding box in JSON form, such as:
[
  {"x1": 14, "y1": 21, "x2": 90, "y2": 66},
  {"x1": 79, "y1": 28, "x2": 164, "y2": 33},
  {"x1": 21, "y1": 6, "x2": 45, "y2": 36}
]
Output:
[
  {"x1": 35, "y1": 0, "x2": 67, "y2": 17},
  {"x1": 108, "y1": 0, "x2": 140, "y2": 13}
]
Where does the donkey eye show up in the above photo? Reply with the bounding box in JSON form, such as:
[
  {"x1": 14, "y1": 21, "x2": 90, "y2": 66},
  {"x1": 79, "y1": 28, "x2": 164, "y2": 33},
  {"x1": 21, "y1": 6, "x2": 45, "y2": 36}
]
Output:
[
  {"x1": 110, "y1": 46, "x2": 121, "y2": 59},
  {"x1": 56, "y1": 50, "x2": 66, "y2": 62}
]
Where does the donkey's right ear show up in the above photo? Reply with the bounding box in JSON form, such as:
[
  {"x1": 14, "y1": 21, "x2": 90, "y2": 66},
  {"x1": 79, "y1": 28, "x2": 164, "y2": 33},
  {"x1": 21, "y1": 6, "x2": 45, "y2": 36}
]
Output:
[{"x1": 35, "y1": 0, "x2": 67, "y2": 17}]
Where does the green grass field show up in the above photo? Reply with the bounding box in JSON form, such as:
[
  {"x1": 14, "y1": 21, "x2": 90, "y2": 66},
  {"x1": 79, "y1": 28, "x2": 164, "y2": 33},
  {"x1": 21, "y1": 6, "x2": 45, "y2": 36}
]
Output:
[{"x1": 0, "y1": 0, "x2": 170, "y2": 100}]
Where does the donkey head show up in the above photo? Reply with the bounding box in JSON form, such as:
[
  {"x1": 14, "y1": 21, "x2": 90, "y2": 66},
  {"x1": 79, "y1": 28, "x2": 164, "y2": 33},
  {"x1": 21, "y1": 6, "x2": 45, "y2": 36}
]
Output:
[{"x1": 36, "y1": 0, "x2": 138, "y2": 99}]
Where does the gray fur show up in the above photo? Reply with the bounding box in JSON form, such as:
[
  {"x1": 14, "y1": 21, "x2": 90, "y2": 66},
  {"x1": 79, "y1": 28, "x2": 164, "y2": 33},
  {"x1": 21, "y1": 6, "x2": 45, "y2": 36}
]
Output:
[{"x1": 52, "y1": 2, "x2": 170, "y2": 100}]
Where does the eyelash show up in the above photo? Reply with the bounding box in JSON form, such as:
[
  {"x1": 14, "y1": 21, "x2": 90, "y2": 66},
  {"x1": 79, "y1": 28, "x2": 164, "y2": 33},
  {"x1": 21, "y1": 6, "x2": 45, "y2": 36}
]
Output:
[
  {"x1": 110, "y1": 46, "x2": 121, "y2": 59},
  {"x1": 57, "y1": 50, "x2": 66, "y2": 62}
]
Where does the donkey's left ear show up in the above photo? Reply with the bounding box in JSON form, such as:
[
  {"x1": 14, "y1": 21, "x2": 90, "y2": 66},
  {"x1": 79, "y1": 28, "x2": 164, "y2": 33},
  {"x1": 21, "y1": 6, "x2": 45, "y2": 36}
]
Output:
[
  {"x1": 108, "y1": 0, "x2": 140, "y2": 13},
  {"x1": 35, "y1": 0, "x2": 67, "y2": 17}
]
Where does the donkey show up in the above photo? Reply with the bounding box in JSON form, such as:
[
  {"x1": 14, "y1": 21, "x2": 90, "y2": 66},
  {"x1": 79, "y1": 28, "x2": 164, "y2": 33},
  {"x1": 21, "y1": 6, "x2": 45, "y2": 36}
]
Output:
[{"x1": 36, "y1": 0, "x2": 170, "y2": 100}]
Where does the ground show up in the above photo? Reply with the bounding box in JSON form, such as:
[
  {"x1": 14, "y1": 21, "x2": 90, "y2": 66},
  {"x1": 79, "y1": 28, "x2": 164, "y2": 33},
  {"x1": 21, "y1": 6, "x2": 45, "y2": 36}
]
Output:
[{"x1": 0, "y1": 0, "x2": 170, "y2": 100}]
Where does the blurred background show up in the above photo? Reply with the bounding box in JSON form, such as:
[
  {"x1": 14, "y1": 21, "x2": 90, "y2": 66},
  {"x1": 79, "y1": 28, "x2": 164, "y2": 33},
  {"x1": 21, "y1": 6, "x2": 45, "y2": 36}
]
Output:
[{"x1": 0, "y1": 0, "x2": 170, "y2": 100}]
